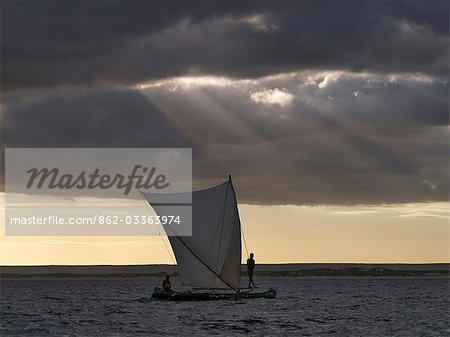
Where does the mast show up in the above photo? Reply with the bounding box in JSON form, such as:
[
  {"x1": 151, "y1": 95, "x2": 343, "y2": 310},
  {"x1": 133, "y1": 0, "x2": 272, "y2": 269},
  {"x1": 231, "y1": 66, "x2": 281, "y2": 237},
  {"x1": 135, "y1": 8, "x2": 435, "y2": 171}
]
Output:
[
  {"x1": 228, "y1": 173, "x2": 245, "y2": 264},
  {"x1": 213, "y1": 179, "x2": 230, "y2": 288}
]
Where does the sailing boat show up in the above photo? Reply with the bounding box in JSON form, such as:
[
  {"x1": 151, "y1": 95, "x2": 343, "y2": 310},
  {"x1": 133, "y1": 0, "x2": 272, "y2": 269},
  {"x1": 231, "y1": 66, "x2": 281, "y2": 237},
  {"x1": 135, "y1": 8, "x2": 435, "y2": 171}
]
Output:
[{"x1": 141, "y1": 175, "x2": 277, "y2": 300}]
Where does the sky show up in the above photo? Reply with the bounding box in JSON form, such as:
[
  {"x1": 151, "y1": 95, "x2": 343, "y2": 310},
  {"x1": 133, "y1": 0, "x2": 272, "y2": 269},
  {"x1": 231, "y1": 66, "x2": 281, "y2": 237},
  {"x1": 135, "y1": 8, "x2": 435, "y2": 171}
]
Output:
[{"x1": 1, "y1": 0, "x2": 449, "y2": 264}]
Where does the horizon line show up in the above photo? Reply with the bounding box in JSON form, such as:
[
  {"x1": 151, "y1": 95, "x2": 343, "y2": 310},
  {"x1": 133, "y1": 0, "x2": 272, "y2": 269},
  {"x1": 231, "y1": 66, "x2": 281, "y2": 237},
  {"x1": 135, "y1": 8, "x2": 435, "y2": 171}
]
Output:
[{"x1": 2, "y1": 262, "x2": 449, "y2": 267}]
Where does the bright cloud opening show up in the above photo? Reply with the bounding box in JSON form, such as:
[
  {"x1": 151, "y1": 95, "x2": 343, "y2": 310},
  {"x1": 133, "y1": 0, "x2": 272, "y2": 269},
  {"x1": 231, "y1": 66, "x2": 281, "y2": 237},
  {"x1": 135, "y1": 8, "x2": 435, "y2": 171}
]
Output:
[
  {"x1": 135, "y1": 76, "x2": 246, "y2": 90},
  {"x1": 250, "y1": 88, "x2": 294, "y2": 107}
]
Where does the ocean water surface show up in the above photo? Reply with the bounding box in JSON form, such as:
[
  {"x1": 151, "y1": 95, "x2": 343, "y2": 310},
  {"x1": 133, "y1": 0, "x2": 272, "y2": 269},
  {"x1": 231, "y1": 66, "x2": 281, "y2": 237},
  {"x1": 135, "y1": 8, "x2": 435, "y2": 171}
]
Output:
[{"x1": 1, "y1": 277, "x2": 449, "y2": 336}]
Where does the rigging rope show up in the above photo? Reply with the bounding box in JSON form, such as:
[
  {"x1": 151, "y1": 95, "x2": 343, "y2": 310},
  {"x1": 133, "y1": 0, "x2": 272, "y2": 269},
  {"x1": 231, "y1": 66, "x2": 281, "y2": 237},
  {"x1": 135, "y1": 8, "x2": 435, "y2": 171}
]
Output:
[
  {"x1": 241, "y1": 224, "x2": 250, "y2": 259},
  {"x1": 140, "y1": 194, "x2": 177, "y2": 266},
  {"x1": 166, "y1": 224, "x2": 240, "y2": 292},
  {"x1": 213, "y1": 181, "x2": 229, "y2": 288}
]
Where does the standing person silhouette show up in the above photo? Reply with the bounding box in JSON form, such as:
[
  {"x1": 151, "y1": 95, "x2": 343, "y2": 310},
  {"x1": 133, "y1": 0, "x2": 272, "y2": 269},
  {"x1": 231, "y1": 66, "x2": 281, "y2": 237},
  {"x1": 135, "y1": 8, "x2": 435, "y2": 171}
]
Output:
[{"x1": 247, "y1": 253, "x2": 257, "y2": 288}]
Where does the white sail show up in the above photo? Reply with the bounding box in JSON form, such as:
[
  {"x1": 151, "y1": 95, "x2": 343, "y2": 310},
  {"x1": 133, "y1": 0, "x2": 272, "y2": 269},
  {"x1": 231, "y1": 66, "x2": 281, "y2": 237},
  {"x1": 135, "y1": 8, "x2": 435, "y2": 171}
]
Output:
[{"x1": 141, "y1": 178, "x2": 242, "y2": 289}]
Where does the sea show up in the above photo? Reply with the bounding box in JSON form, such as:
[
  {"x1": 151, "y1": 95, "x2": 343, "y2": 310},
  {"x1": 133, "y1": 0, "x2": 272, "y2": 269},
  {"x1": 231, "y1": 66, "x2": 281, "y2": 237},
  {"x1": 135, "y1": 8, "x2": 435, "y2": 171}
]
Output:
[{"x1": 1, "y1": 277, "x2": 449, "y2": 336}]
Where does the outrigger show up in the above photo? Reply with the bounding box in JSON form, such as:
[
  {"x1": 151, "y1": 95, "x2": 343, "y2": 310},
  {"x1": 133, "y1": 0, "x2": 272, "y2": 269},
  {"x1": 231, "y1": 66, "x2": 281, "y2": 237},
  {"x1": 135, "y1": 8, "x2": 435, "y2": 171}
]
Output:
[{"x1": 151, "y1": 287, "x2": 276, "y2": 301}]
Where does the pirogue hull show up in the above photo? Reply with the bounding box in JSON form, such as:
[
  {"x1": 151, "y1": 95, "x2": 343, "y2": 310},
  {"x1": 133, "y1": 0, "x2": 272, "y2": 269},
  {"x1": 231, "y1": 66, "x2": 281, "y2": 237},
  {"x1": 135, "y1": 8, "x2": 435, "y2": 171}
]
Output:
[{"x1": 152, "y1": 287, "x2": 277, "y2": 301}]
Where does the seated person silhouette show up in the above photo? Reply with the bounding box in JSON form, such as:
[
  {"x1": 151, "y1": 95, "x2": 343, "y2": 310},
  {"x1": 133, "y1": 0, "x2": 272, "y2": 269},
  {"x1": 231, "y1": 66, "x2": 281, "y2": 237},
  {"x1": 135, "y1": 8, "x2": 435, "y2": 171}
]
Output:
[{"x1": 162, "y1": 275, "x2": 172, "y2": 291}]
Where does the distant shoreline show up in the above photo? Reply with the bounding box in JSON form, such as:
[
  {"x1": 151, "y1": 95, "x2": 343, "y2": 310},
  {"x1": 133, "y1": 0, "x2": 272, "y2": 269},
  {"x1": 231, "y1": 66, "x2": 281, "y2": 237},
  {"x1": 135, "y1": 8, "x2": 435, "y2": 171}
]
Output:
[{"x1": 1, "y1": 263, "x2": 448, "y2": 279}]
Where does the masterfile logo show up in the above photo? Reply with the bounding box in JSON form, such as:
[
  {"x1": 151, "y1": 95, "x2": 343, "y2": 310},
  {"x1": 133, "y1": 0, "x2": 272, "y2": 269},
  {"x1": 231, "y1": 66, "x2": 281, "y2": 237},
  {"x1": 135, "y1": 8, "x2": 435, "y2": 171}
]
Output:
[
  {"x1": 25, "y1": 165, "x2": 170, "y2": 195},
  {"x1": 5, "y1": 148, "x2": 192, "y2": 236}
]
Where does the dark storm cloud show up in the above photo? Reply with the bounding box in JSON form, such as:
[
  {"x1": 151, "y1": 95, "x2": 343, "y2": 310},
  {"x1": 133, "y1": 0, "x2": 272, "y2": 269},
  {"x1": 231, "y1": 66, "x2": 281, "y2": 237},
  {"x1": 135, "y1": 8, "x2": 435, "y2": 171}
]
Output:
[
  {"x1": 2, "y1": 73, "x2": 448, "y2": 205},
  {"x1": 1, "y1": 1, "x2": 448, "y2": 205},
  {"x1": 2, "y1": 88, "x2": 192, "y2": 147},
  {"x1": 2, "y1": 1, "x2": 448, "y2": 89}
]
